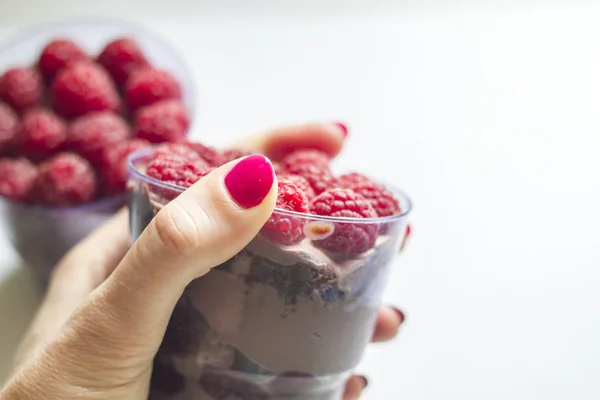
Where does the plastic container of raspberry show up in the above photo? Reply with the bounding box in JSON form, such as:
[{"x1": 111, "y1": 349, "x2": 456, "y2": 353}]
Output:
[
  {"x1": 127, "y1": 148, "x2": 412, "y2": 400},
  {"x1": 0, "y1": 17, "x2": 196, "y2": 284},
  {"x1": 0, "y1": 17, "x2": 195, "y2": 113}
]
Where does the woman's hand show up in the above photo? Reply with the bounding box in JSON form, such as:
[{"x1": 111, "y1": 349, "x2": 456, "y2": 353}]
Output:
[{"x1": 2, "y1": 123, "x2": 405, "y2": 400}]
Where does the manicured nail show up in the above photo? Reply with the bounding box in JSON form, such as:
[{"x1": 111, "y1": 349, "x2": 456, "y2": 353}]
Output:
[
  {"x1": 358, "y1": 375, "x2": 369, "y2": 389},
  {"x1": 334, "y1": 122, "x2": 348, "y2": 138},
  {"x1": 224, "y1": 154, "x2": 274, "y2": 208},
  {"x1": 399, "y1": 223, "x2": 411, "y2": 252},
  {"x1": 391, "y1": 307, "x2": 405, "y2": 324}
]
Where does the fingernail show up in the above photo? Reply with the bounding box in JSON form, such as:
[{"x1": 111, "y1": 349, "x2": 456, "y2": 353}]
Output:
[
  {"x1": 391, "y1": 307, "x2": 405, "y2": 324},
  {"x1": 334, "y1": 122, "x2": 348, "y2": 138},
  {"x1": 399, "y1": 223, "x2": 411, "y2": 252},
  {"x1": 224, "y1": 154, "x2": 274, "y2": 208},
  {"x1": 358, "y1": 375, "x2": 369, "y2": 389}
]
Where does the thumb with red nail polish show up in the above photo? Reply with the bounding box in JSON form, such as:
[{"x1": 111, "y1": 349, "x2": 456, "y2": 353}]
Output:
[{"x1": 1, "y1": 155, "x2": 278, "y2": 400}]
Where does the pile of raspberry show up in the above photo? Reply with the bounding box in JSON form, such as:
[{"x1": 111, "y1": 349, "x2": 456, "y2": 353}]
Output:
[
  {"x1": 0, "y1": 37, "x2": 189, "y2": 207},
  {"x1": 142, "y1": 145, "x2": 403, "y2": 255}
]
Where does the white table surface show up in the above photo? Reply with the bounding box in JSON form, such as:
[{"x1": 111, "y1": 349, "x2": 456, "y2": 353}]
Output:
[{"x1": 2, "y1": 2, "x2": 600, "y2": 399}]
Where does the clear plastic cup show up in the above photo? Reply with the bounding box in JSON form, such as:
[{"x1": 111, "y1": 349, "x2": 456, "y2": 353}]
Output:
[
  {"x1": 0, "y1": 195, "x2": 125, "y2": 283},
  {"x1": 0, "y1": 17, "x2": 196, "y2": 282},
  {"x1": 127, "y1": 149, "x2": 412, "y2": 400}
]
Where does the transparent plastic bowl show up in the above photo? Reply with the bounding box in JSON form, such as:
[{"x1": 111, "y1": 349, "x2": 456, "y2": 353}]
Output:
[
  {"x1": 0, "y1": 195, "x2": 125, "y2": 283},
  {"x1": 127, "y1": 149, "x2": 412, "y2": 400},
  {"x1": 0, "y1": 17, "x2": 196, "y2": 283}
]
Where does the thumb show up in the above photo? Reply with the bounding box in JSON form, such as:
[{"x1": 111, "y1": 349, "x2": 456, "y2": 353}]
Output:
[{"x1": 54, "y1": 155, "x2": 277, "y2": 376}]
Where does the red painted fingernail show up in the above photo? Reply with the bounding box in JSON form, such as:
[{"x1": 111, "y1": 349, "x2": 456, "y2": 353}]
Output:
[
  {"x1": 334, "y1": 122, "x2": 348, "y2": 138},
  {"x1": 359, "y1": 375, "x2": 369, "y2": 389},
  {"x1": 399, "y1": 223, "x2": 411, "y2": 252},
  {"x1": 391, "y1": 307, "x2": 405, "y2": 324},
  {"x1": 224, "y1": 155, "x2": 274, "y2": 208}
]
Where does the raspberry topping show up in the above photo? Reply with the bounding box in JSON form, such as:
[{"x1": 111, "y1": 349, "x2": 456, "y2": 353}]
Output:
[
  {"x1": 0, "y1": 102, "x2": 18, "y2": 155},
  {"x1": 310, "y1": 188, "x2": 379, "y2": 254},
  {"x1": 272, "y1": 162, "x2": 285, "y2": 175},
  {"x1": 217, "y1": 148, "x2": 253, "y2": 166},
  {"x1": 146, "y1": 155, "x2": 212, "y2": 189},
  {"x1": 286, "y1": 163, "x2": 335, "y2": 195},
  {"x1": 38, "y1": 39, "x2": 88, "y2": 81},
  {"x1": 0, "y1": 158, "x2": 38, "y2": 202},
  {"x1": 31, "y1": 152, "x2": 97, "y2": 206},
  {"x1": 17, "y1": 109, "x2": 67, "y2": 162},
  {"x1": 281, "y1": 149, "x2": 331, "y2": 170},
  {"x1": 351, "y1": 182, "x2": 401, "y2": 217},
  {"x1": 278, "y1": 173, "x2": 315, "y2": 200},
  {"x1": 154, "y1": 143, "x2": 201, "y2": 161},
  {"x1": 134, "y1": 100, "x2": 189, "y2": 143},
  {"x1": 0, "y1": 67, "x2": 43, "y2": 114},
  {"x1": 261, "y1": 179, "x2": 310, "y2": 245},
  {"x1": 97, "y1": 38, "x2": 150, "y2": 87},
  {"x1": 337, "y1": 172, "x2": 373, "y2": 189},
  {"x1": 125, "y1": 68, "x2": 182, "y2": 114},
  {"x1": 51, "y1": 62, "x2": 121, "y2": 119},
  {"x1": 67, "y1": 111, "x2": 131, "y2": 167},
  {"x1": 101, "y1": 139, "x2": 150, "y2": 194},
  {"x1": 280, "y1": 150, "x2": 334, "y2": 194},
  {"x1": 184, "y1": 141, "x2": 221, "y2": 166}
]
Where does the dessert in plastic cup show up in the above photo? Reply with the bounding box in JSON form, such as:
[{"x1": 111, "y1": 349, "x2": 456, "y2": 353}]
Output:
[
  {"x1": 0, "y1": 17, "x2": 195, "y2": 282},
  {"x1": 127, "y1": 144, "x2": 412, "y2": 400}
]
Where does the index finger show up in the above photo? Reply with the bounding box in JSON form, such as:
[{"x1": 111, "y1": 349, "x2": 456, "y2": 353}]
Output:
[{"x1": 232, "y1": 122, "x2": 348, "y2": 161}]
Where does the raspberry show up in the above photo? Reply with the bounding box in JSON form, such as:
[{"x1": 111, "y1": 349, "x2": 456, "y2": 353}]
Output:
[
  {"x1": 351, "y1": 182, "x2": 401, "y2": 217},
  {"x1": 97, "y1": 38, "x2": 150, "y2": 87},
  {"x1": 261, "y1": 179, "x2": 309, "y2": 245},
  {"x1": 154, "y1": 143, "x2": 200, "y2": 161},
  {"x1": 286, "y1": 163, "x2": 335, "y2": 195},
  {"x1": 51, "y1": 62, "x2": 120, "y2": 119},
  {"x1": 17, "y1": 109, "x2": 67, "y2": 162},
  {"x1": 272, "y1": 162, "x2": 285, "y2": 175},
  {"x1": 0, "y1": 67, "x2": 43, "y2": 114},
  {"x1": 278, "y1": 173, "x2": 315, "y2": 200},
  {"x1": 310, "y1": 188, "x2": 379, "y2": 254},
  {"x1": 146, "y1": 155, "x2": 212, "y2": 189},
  {"x1": 184, "y1": 141, "x2": 221, "y2": 166},
  {"x1": 124, "y1": 68, "x2": 181, "y2": 114},
  {"x1": 101, "y1": 139, "x2": 150, "y2": 194},
  {"x1": 217, "y1": 148, "x2": 254, "y2": 166},
  {"x1": 134, "y1": 100, "x2": 189, "y2": 143},
  {"x1": 38, "y1": 39, "x2": 88, "y2": 81},
  {"x1": 281, "y1": 149, "x2": 331, "y2": 170},
  {"x1": 0, "y1": 102, "x2": 18, "y2": 155},
  {"x1": 0, "y1": 158, "x2": 38, "y2": 202},
  {"x1": 280, "y1": 150, "x2": 334, "y2": 194},
  {"x1": 31, "y1": 152, "x2": 97, "y2": 206},
  {"x1": 67, "y1": 111, "x2": 131, "y2": 167},
  {"x1": 337, "y1": 172, "x2": 373, "y2": 189}
]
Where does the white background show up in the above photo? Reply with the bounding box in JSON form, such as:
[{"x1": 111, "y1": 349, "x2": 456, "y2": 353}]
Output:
[{"x1": 1, "y1": 1, "x2": 600, "y2": 399}]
